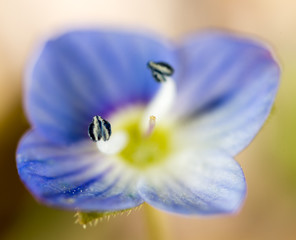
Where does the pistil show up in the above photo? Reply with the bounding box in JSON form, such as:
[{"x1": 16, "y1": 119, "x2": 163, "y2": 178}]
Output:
[{"x1": 145, "y1": 115, "x2": 156, "y2": 137}]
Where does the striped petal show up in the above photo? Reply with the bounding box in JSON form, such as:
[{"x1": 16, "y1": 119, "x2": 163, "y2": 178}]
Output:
[
  {"x1": 138, "y1": 150, "x2": 246, "y2": 215},
  {"x1": 174, "y1": 31, "x2": 280, "y2": 155},
  {"x1": 17, "y1": 130, "x2": 143, "y2": 211},
  {"x1": 25, "y1": 30, "x2": 176, "y2": 144}
]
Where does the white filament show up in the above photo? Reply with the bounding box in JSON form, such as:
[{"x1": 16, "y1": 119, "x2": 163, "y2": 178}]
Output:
[
  {"x1": 97, "y1": 131, "x2": 128, "y2": 155},
  {"x1": 141, "y1": 77, "x2": 176, "y2": 132}
]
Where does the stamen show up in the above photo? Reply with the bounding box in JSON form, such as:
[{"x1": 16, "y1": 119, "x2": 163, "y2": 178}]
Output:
[
  {"x1": 147, "y1": 61, "x2": 174, "y2": 82},
  {"x1": 145, "y1": 115, "x2": 156, "y2": 137},
  {"x1": 141, "y1": 61, "x2": 176, "y2": 133},
  {"x1": 88, "y1": 116, "x2": 111, "y2": 142}
]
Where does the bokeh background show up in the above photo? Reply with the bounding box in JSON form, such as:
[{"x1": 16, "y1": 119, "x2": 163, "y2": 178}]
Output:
[{"x1": 1, "y1": 0, "x2": 296, "y2": 239}]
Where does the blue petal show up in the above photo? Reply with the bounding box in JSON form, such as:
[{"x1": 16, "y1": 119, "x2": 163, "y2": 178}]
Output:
[
  {"x1": 17, "y1": 130, "x2": 143, "y2": 211},
  {"x1": 138, "y1": 151, "x2": 246, "y2": 215},
  {"x1": 25, "y1": 30, "x2": 176, "y2": 144},
  {"x1": 175, "y1": 31, "x2": 280, "y2": 155}
]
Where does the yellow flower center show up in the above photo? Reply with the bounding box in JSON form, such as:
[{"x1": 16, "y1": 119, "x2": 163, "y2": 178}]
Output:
[{"x1": 111, "y1": 107, "x2": 172, "y2": 169}]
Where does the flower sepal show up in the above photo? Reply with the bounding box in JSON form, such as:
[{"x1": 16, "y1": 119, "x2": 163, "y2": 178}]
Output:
[{"x1": 75, "y1": 205, "x2": 142, "y2": 228}]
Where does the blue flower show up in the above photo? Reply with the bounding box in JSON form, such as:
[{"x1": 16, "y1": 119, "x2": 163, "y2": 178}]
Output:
[{"x1": 17, "y1": 29, "x2": 280, "y2": 215}]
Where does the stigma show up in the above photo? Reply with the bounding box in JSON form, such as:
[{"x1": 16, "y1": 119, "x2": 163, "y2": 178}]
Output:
[
  {"x1": 145, "y1": 115, "x2": 156, "y2": 137},
  {"x1": 88, "y1": 116, "x2": 112, "y2": 142}
]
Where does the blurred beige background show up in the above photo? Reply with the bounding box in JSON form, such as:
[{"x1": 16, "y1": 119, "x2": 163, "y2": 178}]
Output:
[{"x1": 1, "y1": 0, "x2": 296, "y2": 240}]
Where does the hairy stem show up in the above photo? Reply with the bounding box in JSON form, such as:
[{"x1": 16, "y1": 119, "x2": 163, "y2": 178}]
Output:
[{"x1": 143, "y1": 204, "x2": 171, "y2": 240}]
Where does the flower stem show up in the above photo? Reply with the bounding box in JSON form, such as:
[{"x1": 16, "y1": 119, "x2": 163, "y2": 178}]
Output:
[{"x1": 143, "y1": 204, "x2": 171, "y2": 240}]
